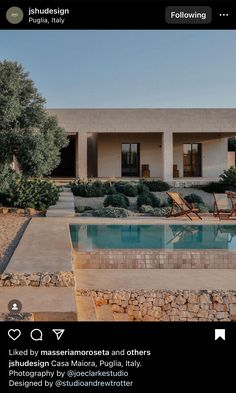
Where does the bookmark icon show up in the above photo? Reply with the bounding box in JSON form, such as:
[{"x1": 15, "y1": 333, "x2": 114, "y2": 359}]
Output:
[{"x1": 215, "y1": 329, "x2": 225, "y2": 341}]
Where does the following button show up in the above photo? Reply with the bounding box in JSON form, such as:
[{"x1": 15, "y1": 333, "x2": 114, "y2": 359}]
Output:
[{"x1": 165, "y1": 6, "x2": 212, "y2": 24}]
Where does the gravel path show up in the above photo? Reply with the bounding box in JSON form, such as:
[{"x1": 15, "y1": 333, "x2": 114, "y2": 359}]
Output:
[
  {"x1": 0, "y1": 214, "x2": 29, "y2": 273},
  {"x1": 74, "y1": 188, "x2": 214, "y2": 210}
]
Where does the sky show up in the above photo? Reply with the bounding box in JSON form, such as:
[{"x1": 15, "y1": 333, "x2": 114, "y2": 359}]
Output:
[{"x1": 1, "y1": 30, "x2": 236, "y2": 108}]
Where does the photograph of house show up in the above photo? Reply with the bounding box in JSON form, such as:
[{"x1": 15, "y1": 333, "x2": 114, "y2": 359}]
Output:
[{"x1": 1, "y1": 29, "x2": 236, "y2": 322}]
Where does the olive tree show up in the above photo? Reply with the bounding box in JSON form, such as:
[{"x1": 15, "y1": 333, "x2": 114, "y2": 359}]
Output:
[{"x1": 0, "y1": 60, "x2": 68, "y2": 176}]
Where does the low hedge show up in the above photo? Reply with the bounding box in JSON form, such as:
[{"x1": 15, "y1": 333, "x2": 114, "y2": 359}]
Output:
[
  {"x1": 200, "y1": 182, "x2": 229, "y2": 193},
  {"x1": 113, "y1": 181, "x2": 138, "y2": 196},
  {"x1": 94, "y1": 207, "x2": 132, "y2": 218},
  {"x1": 71, "y1": 180, "x2": 105, "y2": 197},
  {"x1": 140, "y1": 180, "x2": 170, "y2": 192}
]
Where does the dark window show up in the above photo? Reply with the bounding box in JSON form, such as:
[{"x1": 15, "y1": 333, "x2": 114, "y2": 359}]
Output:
[
  {"x1": 121, "y1": 143, "x2": 140, "y2": 177},
  {"x1": 183, "y1": 143, "x2": 202, "y2": 177}
]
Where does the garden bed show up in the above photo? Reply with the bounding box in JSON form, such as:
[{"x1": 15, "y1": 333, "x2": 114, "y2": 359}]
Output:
[{"x1": 74, "y1": 187, "x2": 214, "y2": 214}]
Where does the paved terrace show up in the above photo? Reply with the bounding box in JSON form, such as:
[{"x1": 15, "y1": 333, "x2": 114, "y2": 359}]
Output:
[
  {"x1": 75, "y1": 269, "x2": 236, "y2": 291},
  {"x1": 1, "y1": 218, "x2": 76, "y2": 320},
  {"x1": 5, "y1": 219, "x2": 72, "y2": 273}
]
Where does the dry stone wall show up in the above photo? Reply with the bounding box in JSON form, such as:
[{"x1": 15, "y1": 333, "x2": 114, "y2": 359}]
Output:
[
  {"x1": 0, "y1": 313, "x2": 34, "y2": 321},
  {"x1": 0, "y1": 272, "x2": 75, "y2": 287},
  {"x1": 78, "y1": 289, "x2": 236, "y2": 321}
]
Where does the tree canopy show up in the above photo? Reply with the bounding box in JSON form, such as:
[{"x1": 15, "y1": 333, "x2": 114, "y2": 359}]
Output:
[{"x1": 0, "y1": 60, "x2": 68, "y2": 176}]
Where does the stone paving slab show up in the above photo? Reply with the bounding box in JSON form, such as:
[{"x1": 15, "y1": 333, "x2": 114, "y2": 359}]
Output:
[
  {"x1": 6, "y1": 218, "x2": 72, "y2": 273},
  {"x1": 63, "y1": 216, "x2": 236, "y2": 224},
  {"x1": 75, "y1": 269, "x2": 236, "y2": 290},
  {"x1": 47, "y1": 190, "x2": 74, "y2": 217},
  {"x1": 24, "y1": 216, "x2": 236, "y2": 225},
  {"x1": 46, "y1": 209, "x2": 75, "y2": 217},
  {"x1": 0, "y1": 287, "x2": 76, "y2": 313}
]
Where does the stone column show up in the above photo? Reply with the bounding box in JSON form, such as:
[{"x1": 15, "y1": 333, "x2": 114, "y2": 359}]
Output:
[
  {"x1": 162, "y1": 132, "x2": 173, "y2": 182},
  {"x1": 76, "y1": 133, "x2": 87, "y2": 179}
]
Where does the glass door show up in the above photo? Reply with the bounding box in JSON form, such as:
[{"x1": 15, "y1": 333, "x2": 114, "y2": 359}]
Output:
[
  {"x1": 183, "y1": 143, "x2": 202, "y2": 177},
  {"x1": 122, "y1": 143, "x2": 140, "y2": 176}
]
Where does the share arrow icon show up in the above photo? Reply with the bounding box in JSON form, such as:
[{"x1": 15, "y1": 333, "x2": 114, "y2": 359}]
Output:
[{"x1": 52, "y1": 329, "x2": 65, "y2": 341}]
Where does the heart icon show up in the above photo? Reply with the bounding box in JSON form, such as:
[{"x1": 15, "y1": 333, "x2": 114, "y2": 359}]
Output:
[{"x1": 8, "y1": 329, "x2": 21, "y2": 341}]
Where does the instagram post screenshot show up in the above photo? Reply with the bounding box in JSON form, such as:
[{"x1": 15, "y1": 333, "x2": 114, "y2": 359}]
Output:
[{"x1": 0, "y1": 0, "x2": 236, "y2": 391}]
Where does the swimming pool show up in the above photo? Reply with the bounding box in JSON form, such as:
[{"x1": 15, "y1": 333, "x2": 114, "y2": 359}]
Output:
[{"x1": 69, "y1": 224, "x2": 236, "y2": 251}]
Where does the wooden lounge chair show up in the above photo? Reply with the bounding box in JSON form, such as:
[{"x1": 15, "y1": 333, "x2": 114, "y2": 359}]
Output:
[
  {"x1": 166, "y1": 192, "x2": 202, "y2": 221},
  {"x1": 213, "y1": 193, "x2": 236, "y2": 220}
]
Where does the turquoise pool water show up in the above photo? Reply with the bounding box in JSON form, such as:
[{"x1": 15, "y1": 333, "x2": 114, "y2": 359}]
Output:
[{"x1": 69, "y1": 224, "x2": 236, "y2": 250}]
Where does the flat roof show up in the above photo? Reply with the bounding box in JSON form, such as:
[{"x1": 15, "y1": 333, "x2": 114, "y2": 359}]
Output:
[{"x1": 47, "y1": 108, "x2": 236, "y2": 134}]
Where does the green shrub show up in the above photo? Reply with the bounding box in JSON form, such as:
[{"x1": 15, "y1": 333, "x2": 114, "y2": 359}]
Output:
[
  {"x1": 152, "y1": 207, "x2": 172, "y2": 217},
  {"x1": 103, "y1": 181, "x2": 114, "y2": 194},
  {"x1": 122, "y1": 183, "x2": 138, "y2": 197},
  {"x1": 92, "y1": 180, "x2": 105, "y2": 197},
  {"x1": 0, "y1": 173, "x2": 59, "y2": 210},
  {"x1": 160, "y1": 200, "x2": 171, "y2": 208},
  {"x1": 137, "y1": 183, "x2": 149, "y2": 195},
  {"x1": 75, "y1": 206, "x2": 94, "y2": 213},
  {"x1": 94, "y1": 207, "x2": 131, "y2": 218},
  {"x1": 113, "y1": 181, "x2": 138, "y2": 196},
  {"x1": 201, "y1": 182, "x2": 228, "y2": 193},
  {"x1": 139, "y1": 205, "x2": 171, "y2": 216},
  {"x1": 0, "y1": 191, "x2": 9, "y2": 206},
  {"x1": 71, "y1": 180, "x2": 105, "y2": 197},
  {"x1": 107, "y1": 186, "x2": 118, "y2": 195},
  {"x1": 199, "y1": 167, "x2": 236, "y2": 193},
  {"x1": 104, "y1": 193, "x2": 129, "y2": 208},
  {"x1": 219, "y1": 166, "x2": 236, "y2": 189},
  {"x1": 197, "y1": 204, "x2": 209, "y2": 213},
  {"x1": 137, "y1": 192, "x2": 160, "y2": 209},
  {"x1": 113, "y1": 181, "x2": 127, "y2": 194},
  {"x1": 184, "y1": 193, "x2": 204, "y2": 205},
  {"x1": 140, "y1": 180, "x2": 170, "y2": 192},
  {"x1": 139, "y1": 205, "x2": 154, "y2": 214}
]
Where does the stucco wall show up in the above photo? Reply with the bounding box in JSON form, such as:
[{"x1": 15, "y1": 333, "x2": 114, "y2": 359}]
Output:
[
  {"x1": 97, "y1": 133, "x2": 162, "y2": 178},
  {"x1": 228, "y1": 151, "x2": 235, "y2": 168},
  {"x1": 173, "y1": 134, "x2": 227, "y2": 178},
  {"x1": 98, "y1": 133, "x2": 228, "y2": 178},
  {"x1": 202, "y1": 138, "x2": 228, "y2": 177}
]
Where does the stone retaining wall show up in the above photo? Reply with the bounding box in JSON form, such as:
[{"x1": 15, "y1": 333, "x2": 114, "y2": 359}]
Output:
[
  {"x1": 74, "y1": 249, "x2": 236, "y2": 269},
  {"x1": 77, "y1": 289, "x2": 236, "y2": 321},
  {"x1": 0, "y1": 272, "x2": 75, "y2": 287},
  {"x1": 0, "y1": 313, "x2": 34, "y2": 321}
]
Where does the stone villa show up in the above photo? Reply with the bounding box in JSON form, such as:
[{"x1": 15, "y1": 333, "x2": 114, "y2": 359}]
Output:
[{"x1": 48, "y1": 108, "x2": 236, "y2": 184}]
